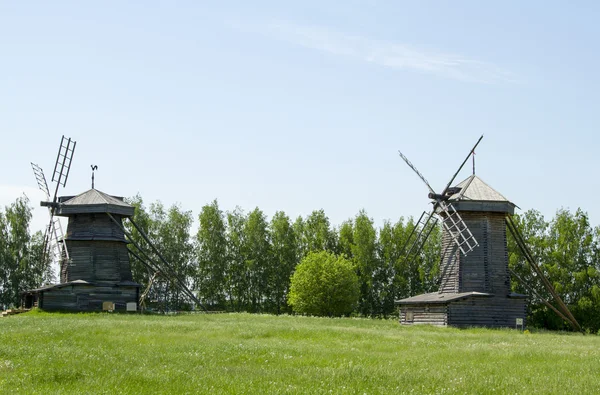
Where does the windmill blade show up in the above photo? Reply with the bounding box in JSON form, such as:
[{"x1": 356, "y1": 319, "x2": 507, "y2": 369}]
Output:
[
  {"x1": 31, "y1": 163, "x2": 51, "y2": 200},
  {"x1": 438, "y1": 201, "x2": 478, "y2": 255},
  {"x1": 398, "y1": 150, "x2": 436, "y2": 194},
  {"x1": 41, "y1": 214, "x2": 70, "y2": 265},
  {"x1": 505, "y1": 215, "x2": 582, "y2": 332},
  {"x1": 41, "y1": 222, "x2": 53, "y2": 263},
  {"x1": 440, "y1": 134, "x2": 484, "y2": 195},
  {"x1": 40, "y1": 136, "x2": 76, "y2": 266},
  {"x1": 51, "y1": 135, "x2": 76, "y2": 202},
  {"x1": 400, "y1": 211, "x2": 439, "y2": 264}
]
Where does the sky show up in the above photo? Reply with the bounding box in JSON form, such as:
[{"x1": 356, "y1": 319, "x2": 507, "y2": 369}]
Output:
[{"x1": 1, "y1": 1, "x2": 599, "y2": 236}]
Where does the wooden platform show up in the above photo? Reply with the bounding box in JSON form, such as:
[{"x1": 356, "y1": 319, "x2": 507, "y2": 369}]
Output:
[{"x1": 1, "y1": 308, "x2": 28, "y2": 318}]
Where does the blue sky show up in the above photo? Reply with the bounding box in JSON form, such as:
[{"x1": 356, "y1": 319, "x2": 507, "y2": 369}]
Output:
[{"x1": 1, "y1": 1, "x2": 599, "y2": 235}]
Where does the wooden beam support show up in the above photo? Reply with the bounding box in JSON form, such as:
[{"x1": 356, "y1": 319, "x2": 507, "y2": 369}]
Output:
[
  {"x1": 509, "y1": 268, "x2": 571, "y2": 323},
  {"x1": 506, "y1": 216, "x2": 582, "y2": 332},
  {"x1": 106, "y1": 213, "x2": 206, "y2": 311}
]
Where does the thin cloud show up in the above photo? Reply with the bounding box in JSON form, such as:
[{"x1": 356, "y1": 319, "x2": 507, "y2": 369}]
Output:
[{"x1": 264, "y1": 21, "x2": 515, "y2": 84}]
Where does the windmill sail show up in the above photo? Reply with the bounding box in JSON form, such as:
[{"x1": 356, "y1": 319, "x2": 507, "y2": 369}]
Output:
[
  {"x1": 437, "y1": 201, "x2": 478, "y2": 255},
  {"x1": 31, "y1": 162, "x2": 69, "y2": 263}
]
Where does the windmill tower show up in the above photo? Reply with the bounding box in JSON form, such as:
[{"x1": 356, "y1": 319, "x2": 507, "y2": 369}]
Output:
[
  {"x1": 395, "y1": 136, "x2": 580, "y2": 330},
  {"x1": 23, "y1": 136, "x2": 205, "y2": 312}
]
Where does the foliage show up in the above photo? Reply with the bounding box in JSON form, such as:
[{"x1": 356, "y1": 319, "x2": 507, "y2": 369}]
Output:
[
  {"x1": 124, "y1": 194, "x2": 153, "y2": 298},
  {"x1": 268, "y1": 211, "x2": 298, "y2": 314},
  {"x1": 125, "y1": 195, "x2": 194, "y2": 311},
  {"x1": 288, "y1": 251, "x2": 359, "y2": 316},
  {"x1": 509, "y1": 208, "x2": 600, "y2": 332},
  {"x1": 242, "y1": 208, "x2": 272, "y2": 312},
  {"x1": 225, "y1": 207, "x2": 248, "y2": 312},
  {"x1": 195, "y1": 200, "x2": 228, "y2": 308},
  {"x1": 1, "y1": 312, "x2": 600, "y2": 394},
  {"x1": 301, "y1": 209, "x2": 338, "y2": 253},
  {"x1": 5, "y1": 189, "x2": 600, "y2": 330},
  {"x1": 0, "y1": 196, "x2": 52, "y2": 309}
]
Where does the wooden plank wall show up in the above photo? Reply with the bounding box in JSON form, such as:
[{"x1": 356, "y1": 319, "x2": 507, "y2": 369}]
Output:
[
  {"x1": 456, "y1": 212, "x2": 487, "y2": 292},
  {"x1": 65, "y1": 214, "x2": 126, "y2": 241},
  {"x1": 400, "y1": 304, "x2": 448, "y2": 326},
  {"x1": 487, "y1": 213, "x2": 511, "y2": 295},
  {"x1": 62, "y1": 241, "x2": 132, "y2": 283},
  {"x1": 454, "y1": 212, "x2": 511, "y2": 295},
  {"x1": 439, "y1": 229, "x2": 460, "y2": 294},
  {"x1": 40, "y1": 284, "x2": 138, "y2": 311},
  {"x1": 448, "y1": 296, "x2": 526, "y2": 328},
  {"x1": 61, "y1": 213, "x2": 133, "y2": 284}
]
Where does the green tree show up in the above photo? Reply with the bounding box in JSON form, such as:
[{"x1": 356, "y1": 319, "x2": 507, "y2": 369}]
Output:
[
  {"x1": 337, "y1": 220, "x2": 354, "y2": 258},
  {"x1": 303, "y1": 210, "x2": 337, "y2": 253},
  {"x1": 269, "y1": 211, "x2": 298, "y2": 314},
  {"x1": 417, "y1": 222, "x2": 441, "y2": 294},
  {"x1": 547, "y1": 209, "x2": 600, "y2": 331},
  {"x1": 293, "y1": 216, "x2": 307, "y2": 259},
  {"x1": 125, "y1": 194, "x2": 154, "y2": 295},
  {"x1": 0, "y1": 196, "x2": 52, "y2": 309},
  {"x1": 351, "y1": 210, "x2": 380, "y2": 316},
  {"x1": 125, "y1": 197, "x2": 194, "y2": 311},
  {"x1": 226, "y1": 207, "x2": 248, "y2": 311},
  {"x1": 508, "y1": 208, "x2": 600, "y2": 332},
  {"x1": 288, "y1": 251, "x2": 359, "y2": 317},
  {"x1": 151, "y1": 202, "x2": 195, "y2": 310},
  {"x1": 242, "y1": 208, "x2": 271, "y2": 312},
  {"x1": 195, "y1": 199, "x2": 228, "y2": 309}
]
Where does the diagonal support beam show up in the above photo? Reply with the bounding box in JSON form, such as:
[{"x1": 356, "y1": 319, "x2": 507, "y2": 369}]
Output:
[
  {"x1": 106, "y1": 213, "x2": 207, "y2": 311},
  {"x1": 509, "y1": 268, "x2": 571, "y2": 324},
  {"x1": 506, "y1": 216, "x2": 582, "y2": 332}
]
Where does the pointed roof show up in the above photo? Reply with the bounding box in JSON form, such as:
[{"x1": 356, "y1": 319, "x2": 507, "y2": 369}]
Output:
[
  {"x1": 449, "y1": 175, "x2": 510, "y2": 202},
  {"x1": 55, "y1": 189, "x2": 134, "y2": 216},
  {"x1": 62, "y1": 189, "x2": 130, "y2": 207},
  {"x1": 444, "y1": 175, "x2": 516, "y2": 214}
]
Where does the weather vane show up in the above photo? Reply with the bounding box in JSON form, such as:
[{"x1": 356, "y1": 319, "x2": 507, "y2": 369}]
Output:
[{"x1": 91, "y1": 165, "x2": 98, "y2": 188}]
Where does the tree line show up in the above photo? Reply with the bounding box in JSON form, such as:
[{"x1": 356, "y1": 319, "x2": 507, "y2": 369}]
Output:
[
  {"x1": 1, "y1": 194, "x2": 600, "y2": 332},
  {"x1": 0, "y1": 196, "x2": 53, "y2": 310},
  {"x1": 125, "y1": 195, "x2": 440, "y2": 317}
]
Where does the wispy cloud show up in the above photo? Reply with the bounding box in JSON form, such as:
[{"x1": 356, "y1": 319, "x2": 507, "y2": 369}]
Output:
[{"x1": 260, "y1": 21, "x2": 515, "y2": 84}]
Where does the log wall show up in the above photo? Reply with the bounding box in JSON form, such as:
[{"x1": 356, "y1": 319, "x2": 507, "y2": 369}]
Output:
[
  {"x1": 400, "y1": 304, "x2": 448, "y2": 326},
  {"x1": 64, "y1": 213, "x2": 126, "y2": 241},
  {"x1": 447, "y1": 296, "x2": 526, "y2": 328},
  {"x1": 459, "y1": 212, "x2": 510, "y2": 295},
  {"x1": 61, "y1": 213, "x2": 133, "y2": 284},
  {"x1": 439, "y1": 212, "x2": 511, "y2": 295},
  {"x1": 39, "y1": 284, "x2": 138, "y2": 312},
  {"x1": 62, "y1": 241, "x2": 132, "y2": 283}
]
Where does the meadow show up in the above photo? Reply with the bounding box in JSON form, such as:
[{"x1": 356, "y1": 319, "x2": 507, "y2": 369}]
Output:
[{"x1": 1, "y1": 311, "x2": 599, "y2": 394}]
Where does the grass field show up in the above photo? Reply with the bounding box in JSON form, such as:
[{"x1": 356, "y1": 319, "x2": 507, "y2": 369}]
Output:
[{"x1": 1, "y1": 311, "x2": 599, "y2": 394}]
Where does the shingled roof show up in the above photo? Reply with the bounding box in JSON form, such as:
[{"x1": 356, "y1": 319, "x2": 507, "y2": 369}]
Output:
[
  {"x1": 396, "y1": 291, "x2": 492, "y2": 305},
  {"x1": 55, "y1": 189, "x2": 135, "y2": 216},
  {"x1": 449, "y1": 175, "x2": 510, "y2": 202},
  {"x1": 441, "y1": 175, "x2": 516, "y2": 214}
]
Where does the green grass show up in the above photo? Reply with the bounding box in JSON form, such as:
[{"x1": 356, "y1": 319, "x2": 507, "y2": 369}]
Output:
[{"x1": 1, "y1": 312, "x2": 599, "y2": 394}]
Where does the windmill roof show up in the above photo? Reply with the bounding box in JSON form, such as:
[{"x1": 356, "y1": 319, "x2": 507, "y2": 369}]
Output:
[
  {"x1": 449, "y1": 175, "x2": 511, "y2": 203},
  {"x1": 396, "y1": 291, "x2": 492, "y2": 305},
  {"x1": 62, "y1": 189, "x2": 129, "y2": 206},
  {"x1": 55, "y1": 189, "x2": 134, "y2": 216}
]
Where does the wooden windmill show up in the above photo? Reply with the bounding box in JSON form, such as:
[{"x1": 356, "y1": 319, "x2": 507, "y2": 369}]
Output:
[
  {"x1": 23, "y1": 136, "x2": 205, "y2": 312},
  {"x1": 395, "y1": 136, "x2": 580, "y2": 330}
]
